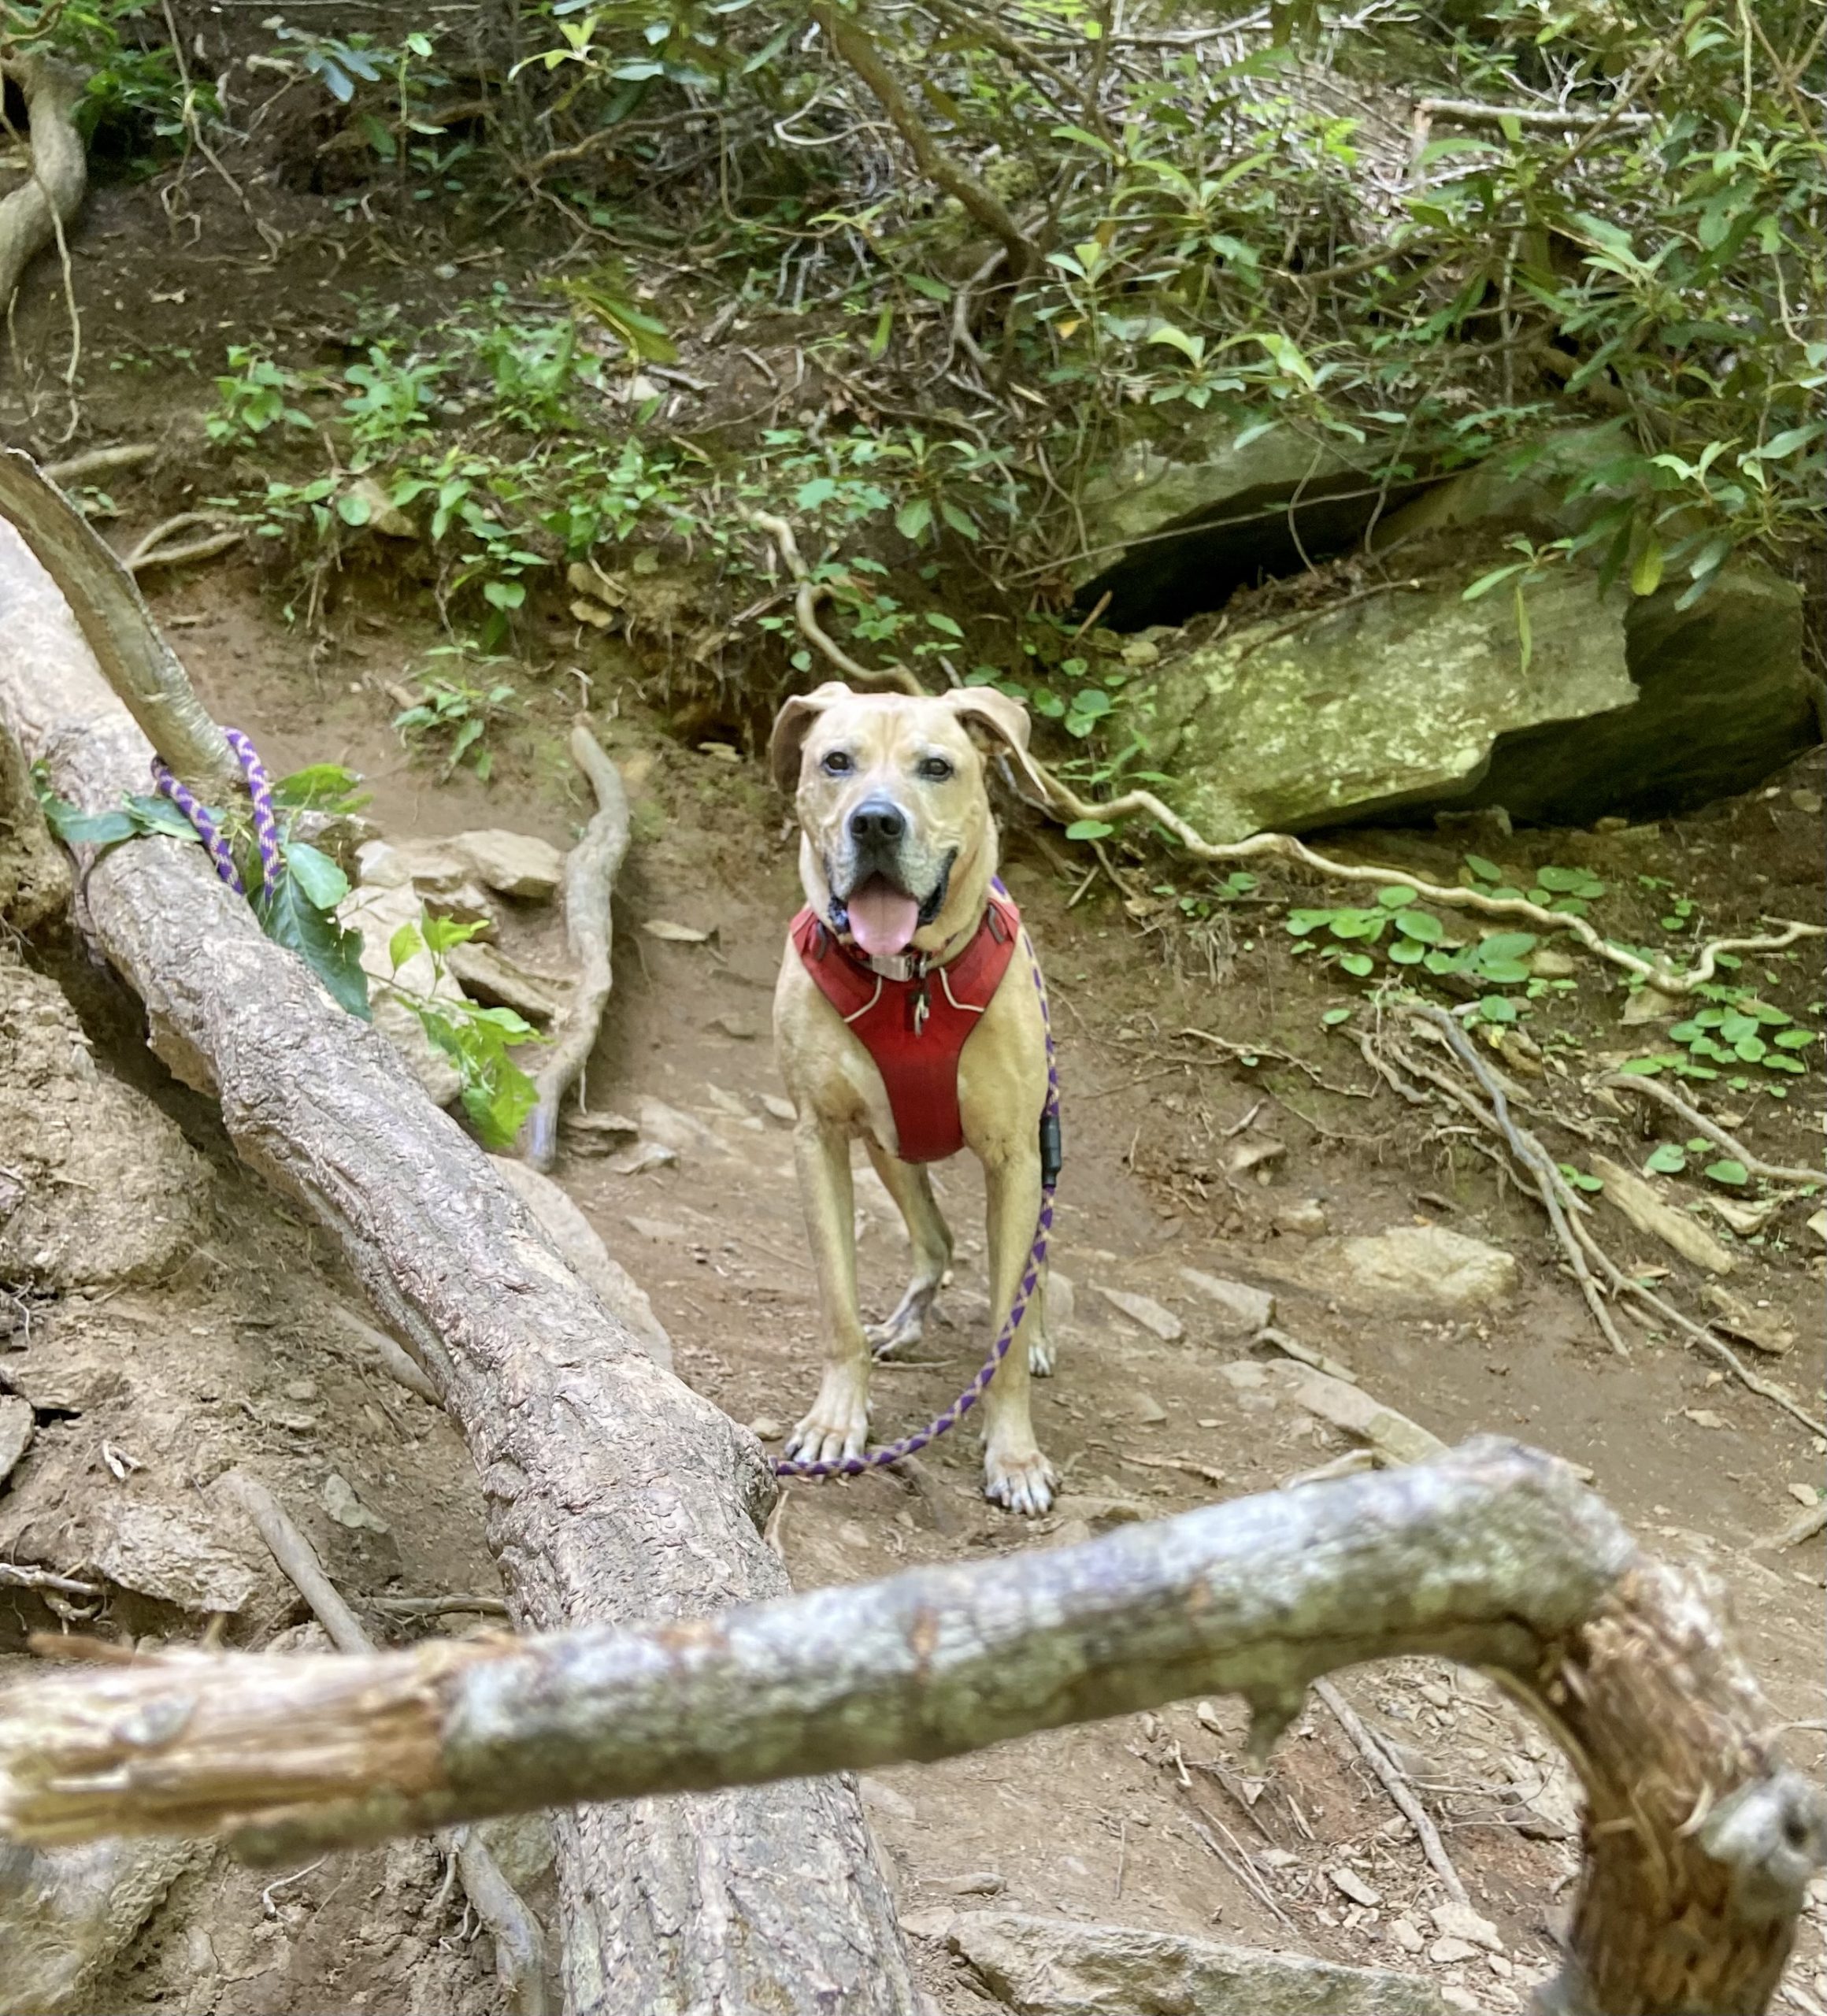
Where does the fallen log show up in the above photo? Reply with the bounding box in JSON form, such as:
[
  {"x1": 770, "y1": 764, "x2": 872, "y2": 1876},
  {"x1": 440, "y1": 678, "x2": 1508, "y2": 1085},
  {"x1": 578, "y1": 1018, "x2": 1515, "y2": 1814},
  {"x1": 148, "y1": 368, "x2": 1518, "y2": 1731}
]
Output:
[
  {"x1": 0, "y1": 458, "x2": 916, "y2": 2014},
  {"x1": 2, "y1": 1441, "x2": 1821, "y2": 2016},
  {"x1": 0, "y1": 55, "x2": 86, "y2": 317}
]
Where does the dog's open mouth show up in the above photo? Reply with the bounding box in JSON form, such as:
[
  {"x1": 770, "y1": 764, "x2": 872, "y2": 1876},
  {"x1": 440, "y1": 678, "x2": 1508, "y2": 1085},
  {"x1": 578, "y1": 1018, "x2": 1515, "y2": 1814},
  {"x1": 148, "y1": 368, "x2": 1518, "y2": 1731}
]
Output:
[{"x1": 843, "y1": 861, "x2": 951, "y2": 958}]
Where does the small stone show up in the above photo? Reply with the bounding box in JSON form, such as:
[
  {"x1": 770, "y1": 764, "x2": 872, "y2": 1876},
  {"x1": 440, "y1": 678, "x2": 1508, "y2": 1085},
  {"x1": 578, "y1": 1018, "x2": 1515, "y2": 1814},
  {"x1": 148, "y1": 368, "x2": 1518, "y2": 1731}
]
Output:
[
  {"x1": 446, "y1": 942, "x2": 569, "y2": 1025},
  {"x1": 1429, "y1": 1937, "x2": 1480, "y2": 1966},
  {"x1": 747, "y1": 1418, "x2": 784, "y2": 1443},
  {"x1": 1791, "y1": 788, "x2": 1823, "y2": 815},
  {"x1": 1704, "y1": 1193, "x2": 1780, "y2": 1237},
  {"x1": 1431, "y1": 1902, "x2": 1504, "y2": 1952},
  {"x1": 899, "y1": 1907, "x2": 957, "y2": 1940},
  {"x1": 1276, "y1": 1198, "x2": 1329, "y2": 1236},
  {"x1": 344, "y1": 474, "x2": 416, "y2": 538},
  {"x1": 1789, "y1": 1483, "x2": 1819, "y2": 1507},
  {"x1": 0, "y1": 1395, "x2": 33, "y2": 1487},
  {"x1": 1132, "y1": 1392, "x2": 1169, "y2": 1425},
  {"x1": 1529, "y1": 947, "x2": 1577, "y2": 978},
  {"x1": 930, "y1": 1871, "x2": 1005, "y2": 1896},
  {"x1": 1332, "y1": 1225, "x2": 1518, "y2": 1307},
  {"x1": 447, "y1": 829, "x2": 565, "y2": 902},
  {"x1": 626, "y1": 1216, "x2": 689, "y2": 1240},
  {"x1": 713, "y1": 1013, "x2": 759, "y2": 1040},
  {"x1": 1701, "y1": 1282, "x2": 1793, "y2": 1357},
  {"x1": 284, "y1": 1379, "x2": 318, "y2": 1403},
  {"x1": 760, "y1": 1094, "x2": 796, "y2": 1123},
  {"x1": 321, "y1": 1472, "x2": 389, "y2": 1533},
  {"x1": 1329, "y1": 1867, "x2": 1383, "y2": 1908},
  {"x1": 605, "y1": 1141, "x2": 680, "y2": 1176},
  {"x1": 1178, "y1": 1269, "x2": 1274, "y2": 1332},
  {"x1": 1683, "y1": 1407, "x2": 1727, "y2": 1430},
  {"x1": 1809, "y1": 1207, "x2": 1827, "y2": 1249},
  {"x1": 1195, "y1": 1700, "x2": 1225, "y2": 1733},
  {"x1": 859, "y1": 1776, "x2": 916, "y2": 1821},
  {"x1": 1621, "y1": 985, "x2": 1681, "y2": 1025},
  {"x1": 1095, "y1": 1286, "x2": 1184, "y2": 1340},
  {"x1": 1389, "y1": 1917, "x2": 1425, "y2": 1954},
  {"x1": 643, "y1": 918, "x2": 712, "y2": 943}
]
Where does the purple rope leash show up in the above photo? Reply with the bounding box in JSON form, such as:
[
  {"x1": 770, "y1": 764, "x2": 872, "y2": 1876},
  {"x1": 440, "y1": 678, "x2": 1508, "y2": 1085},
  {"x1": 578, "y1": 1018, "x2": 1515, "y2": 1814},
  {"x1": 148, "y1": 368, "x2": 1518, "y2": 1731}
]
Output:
[
  {"x1": 773, "y1": 928, "x2": 1061, "y2": 1481},
  {"x1": 150, "y1": 728, "x2": 282, "y2": 901}
]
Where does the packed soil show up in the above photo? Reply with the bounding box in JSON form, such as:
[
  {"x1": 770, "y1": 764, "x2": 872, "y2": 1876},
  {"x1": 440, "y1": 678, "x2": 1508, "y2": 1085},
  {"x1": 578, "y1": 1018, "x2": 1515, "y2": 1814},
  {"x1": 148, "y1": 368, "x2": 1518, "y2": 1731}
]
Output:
[{"x1": 2, "y1": 123, "x2": 1825, "y2": 2016}]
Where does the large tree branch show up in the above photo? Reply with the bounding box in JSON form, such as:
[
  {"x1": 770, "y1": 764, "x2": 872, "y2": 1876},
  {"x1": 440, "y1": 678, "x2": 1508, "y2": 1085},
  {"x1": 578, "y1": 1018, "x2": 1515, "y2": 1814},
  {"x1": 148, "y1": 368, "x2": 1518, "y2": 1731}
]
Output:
[
  {"x1": 0, "y1": 461, "x2": 915, "y2": 2015},
  {"x1": 2, "y1": 1441, "x2": 1821, "y2": 2016},
  {"x1": 814, "y1": 2, "x2": 1036, "y2": 278},
  {"x1": 0, "y1": 55, "x2": 86, "y2": 315}
]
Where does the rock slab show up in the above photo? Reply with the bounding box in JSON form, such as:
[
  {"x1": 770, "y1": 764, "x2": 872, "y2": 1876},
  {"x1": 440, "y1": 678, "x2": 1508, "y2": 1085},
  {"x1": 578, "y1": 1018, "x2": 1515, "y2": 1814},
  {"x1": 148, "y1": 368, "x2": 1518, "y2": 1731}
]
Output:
[{"x1": 947, "y1": 1910, "x2": 1453, "y2": 2014}]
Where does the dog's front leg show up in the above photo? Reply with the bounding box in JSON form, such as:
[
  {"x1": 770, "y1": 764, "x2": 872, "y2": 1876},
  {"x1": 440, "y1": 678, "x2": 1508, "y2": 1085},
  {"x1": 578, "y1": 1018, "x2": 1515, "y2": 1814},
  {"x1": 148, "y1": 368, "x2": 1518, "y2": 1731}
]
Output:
[
  {"x1": 980, "y1": 1150, "x2": 1057, "y2": 1515},
  {"x1": 783, "y1": 1118, "x2": 872, "y2": 1465}
]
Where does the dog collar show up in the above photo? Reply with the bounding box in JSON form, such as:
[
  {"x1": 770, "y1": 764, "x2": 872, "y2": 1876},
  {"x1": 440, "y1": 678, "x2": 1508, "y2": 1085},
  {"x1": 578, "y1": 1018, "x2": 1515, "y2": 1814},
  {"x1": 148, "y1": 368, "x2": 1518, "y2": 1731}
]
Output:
[{"x1": 790, "y1": 888, "x2": 1021, "y2": 1164}]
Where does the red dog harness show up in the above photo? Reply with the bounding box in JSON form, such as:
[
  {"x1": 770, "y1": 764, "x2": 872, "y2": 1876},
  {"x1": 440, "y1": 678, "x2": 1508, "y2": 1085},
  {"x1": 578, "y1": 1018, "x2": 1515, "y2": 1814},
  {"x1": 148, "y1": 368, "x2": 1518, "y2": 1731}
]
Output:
[{"x1": 791, "y1": 888, "x2": 1021, "y2": 1163}]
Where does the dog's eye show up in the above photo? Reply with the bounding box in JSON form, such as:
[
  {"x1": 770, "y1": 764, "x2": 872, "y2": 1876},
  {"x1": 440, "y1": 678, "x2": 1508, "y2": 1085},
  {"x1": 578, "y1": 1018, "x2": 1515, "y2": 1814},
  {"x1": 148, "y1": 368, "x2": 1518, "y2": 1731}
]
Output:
[
  {"x1": 821, "y1": 750, "x2": 853, "y2": 775},
  {"x1": 917, "y1": 756, "x2": 954, "y2": 783}
]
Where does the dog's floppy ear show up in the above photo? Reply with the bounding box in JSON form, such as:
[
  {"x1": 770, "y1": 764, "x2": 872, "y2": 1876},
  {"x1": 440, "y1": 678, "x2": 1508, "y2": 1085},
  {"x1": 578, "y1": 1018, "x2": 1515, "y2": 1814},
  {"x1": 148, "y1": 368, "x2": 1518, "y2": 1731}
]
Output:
[
  {"x1": 769, "y1": 681, "x2": 854, "y2": 793},
  {"x1": 941, "y1": 686, "x2": 1049, "y2": 800}
]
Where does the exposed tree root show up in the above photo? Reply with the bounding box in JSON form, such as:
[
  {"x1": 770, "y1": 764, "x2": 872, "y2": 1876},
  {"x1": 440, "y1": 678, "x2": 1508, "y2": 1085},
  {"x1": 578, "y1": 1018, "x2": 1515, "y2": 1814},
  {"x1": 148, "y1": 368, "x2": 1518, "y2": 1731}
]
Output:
[
  {"x1": 1599, "y1": 1069, "x2": 1825, "y2": 1190},
  {"x1": 0, "y1": 55, "x2": 86, "y2": 316},
  {"x1": 42, "y1": 444, "x2": 158, "y2": 487},
  {"x1": 124, "y1": 512, "x2": 243, "y2": 575},
  {"x1": 523, "y1": 721, "x2": 630, "y2": 1171},
  {"x1": 2, "y1": 1441, "x2": 1822, "y2": 2016}
]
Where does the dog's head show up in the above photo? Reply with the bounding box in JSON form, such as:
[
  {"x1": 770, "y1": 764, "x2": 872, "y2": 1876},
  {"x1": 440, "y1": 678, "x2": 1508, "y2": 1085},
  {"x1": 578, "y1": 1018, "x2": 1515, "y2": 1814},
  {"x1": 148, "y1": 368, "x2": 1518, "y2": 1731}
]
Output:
[{"x1": 769, "y1": 681, "x2": 1040, "y2": 958}]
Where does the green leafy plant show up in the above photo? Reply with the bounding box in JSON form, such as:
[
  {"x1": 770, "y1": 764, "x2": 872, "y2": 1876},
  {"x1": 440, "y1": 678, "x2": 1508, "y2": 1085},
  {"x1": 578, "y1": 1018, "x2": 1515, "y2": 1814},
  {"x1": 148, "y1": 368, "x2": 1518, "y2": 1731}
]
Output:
[
  {"x1": 393, "y1": 658, "x2": 520, "y2": 780},
  {"x1": 208, "y1": 348, "x2": 313, "y2": 443},
  {"x1": 387, "y1": 917, "x2": 539, "y2": 1148}
]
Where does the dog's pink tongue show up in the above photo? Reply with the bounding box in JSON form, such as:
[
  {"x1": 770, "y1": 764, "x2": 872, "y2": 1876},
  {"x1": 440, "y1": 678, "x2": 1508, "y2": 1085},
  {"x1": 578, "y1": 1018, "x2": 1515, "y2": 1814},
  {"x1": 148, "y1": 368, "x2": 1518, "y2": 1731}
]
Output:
[{"x1": 848, "y1": 881, "x2": 921, "y2": 958}]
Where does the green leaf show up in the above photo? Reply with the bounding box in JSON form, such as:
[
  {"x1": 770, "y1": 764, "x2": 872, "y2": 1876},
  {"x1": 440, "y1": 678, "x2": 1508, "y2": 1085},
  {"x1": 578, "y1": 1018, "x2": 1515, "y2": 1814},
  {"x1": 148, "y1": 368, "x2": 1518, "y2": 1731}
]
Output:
[
  {"x1": 1762, "y1": 1054, "x2": 1806, "y2": 1074},
  {"x1": 1064, "y1": 818, "x2": 1114, "y2": 840},
  {"x1": 1462, "y1": 563, "x2": 1525, "y2": 602},
  {"x1": 1703, "y1": 1158, "x2": 1748, "y2": 1187},
  {"x1": 1464, "y1": 854, "x2": 1502, "y2": 884},
  {"x1": 795, "y1": 476, "x2": 838, "y2": 510},
  {"x1": 337, "y1": 488, "x2": 373, "y2": 528},
  {"x1": 1644, "y1": 1142, "x2": 1688, "y2": 1175},
  {"x1": 1377, "y1": 884, "x2": 1415, "y2": 908},
  {"x1": 256, "y1": 873, "x2": 370, "y2": 1020},
  {"x1": 867, "y1": 303, "x2": 893, "y2": 361},
  {"x1": 1339, "y1": 952, "x2": 1374, "y2": 977},
  {"x1": 282, "y1": 839, "x2": 350, "y2": 911},
  {"x1": 1617, "y1": 1055, "x2": 1671, "y2": 1075},
  {"x1": 925, "y1": 612, "x2": 965, "y2": 639},
  {"x1": 1513, "y1": 581, "x2": 1532, "y2": 676},
  {"x1": 1321, "y1": 1006, "x2": 1353, "y2": 1025},
  {"x1": 1388, "y1": 939, "x2": 1425, "y2": 965},
  {"x1": 1630, "y1": 537, "x2": 1664, "y2": 596},
  {"x1": 388, "y1": 921, "x2": 424, "y2": 971},
  {"x1": 895, "y1": 497, "x2": 933, "y2": 543},
  {"x1": 1732, "y1": 1035, "x2": 1767, "y2": 1063},
  {"x1": 1477, "y1": 995, "x2": 1518, "y2": 1023},
  {"x1": 902, "y1": 273, "x2": 952, "y2": 302},
  {"x1": 1773, "y1": 1028, "x2": 1814, "y2": 1050},
  {"x1": 272, "y1": 763, "x2": 366, "y2": 811},
  {"x1": 1395, "y1": 909, "x2": 1444, "y2": 944},
  {"x1": 1534, "y1": 865, "x2": 1586, "y2": 893},
  {"x1": 1285, "y1": 910, "x2": 1333, "y2": 936},
  {"x1": 120, "y1": 794, "x2": 206, "y2": 840},
  {"x1": 39, "y1": 792, "x2": 137, "y2": 847},
  {"x1": 1478, "y1": 932, "x2": 1539, "y2": 962}
]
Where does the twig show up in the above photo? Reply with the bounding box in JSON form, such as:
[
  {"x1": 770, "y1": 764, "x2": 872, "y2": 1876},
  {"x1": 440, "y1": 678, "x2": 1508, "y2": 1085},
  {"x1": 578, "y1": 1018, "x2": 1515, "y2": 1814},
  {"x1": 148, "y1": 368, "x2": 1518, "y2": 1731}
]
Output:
[
  {"x1": 220, "y1": 1472, "x2": 547, "y2": 2016},
  {"x1": 524, "y1": 721, "x2": 631, "y2": 1171},
  {"x1": 326, "y1": 1301, "x2": 444, "y2": 1406},
  {"x1": 1173, "y1": 1800, "x2": 1296, "y2": 1929},
  {"x1": 1179, "y1": 1025, "x2": 1369, "y2": 1099},
  {"x1": 370, "y1": 1593, "x2": 511, "y2": 1619},
  {"x1": 1415, "y1": 95, "x2": 1653, "y2": 128},
  {"x1": 748, "y1": 512, "x2": 924, "y2": 695},
  {"x1": 1599, "y1": 1073, "x2": 1825, "y2": 1191},
  {"x1": 1405, "y1": 1005, "x2": 1629, "y2": 1356},
  {"x1": 1314, "y1": 1677, "x2": 1468, "y2": 1904},
  {"x1": 0, "y1": 1562, "x2": 101, "y2": 1597}
]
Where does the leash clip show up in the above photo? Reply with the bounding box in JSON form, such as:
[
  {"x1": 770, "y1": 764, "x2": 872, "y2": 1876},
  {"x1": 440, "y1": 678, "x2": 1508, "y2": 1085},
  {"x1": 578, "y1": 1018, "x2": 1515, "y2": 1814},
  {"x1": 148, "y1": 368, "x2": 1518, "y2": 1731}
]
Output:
[{"x1": 1040, "y1": 1110, "x2": 1062, "y2": 1188}]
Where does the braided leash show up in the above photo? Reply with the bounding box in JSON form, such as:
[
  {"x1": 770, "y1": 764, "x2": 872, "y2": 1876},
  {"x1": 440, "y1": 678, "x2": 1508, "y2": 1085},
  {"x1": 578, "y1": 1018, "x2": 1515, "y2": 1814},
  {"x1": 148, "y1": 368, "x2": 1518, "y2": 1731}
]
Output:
[
  {"x1": 774, "y1": 936, "x2": 1061, "y2": 1480},
  {"x1": 150, "y1": 728, "x2": 282, "y2": 900}
]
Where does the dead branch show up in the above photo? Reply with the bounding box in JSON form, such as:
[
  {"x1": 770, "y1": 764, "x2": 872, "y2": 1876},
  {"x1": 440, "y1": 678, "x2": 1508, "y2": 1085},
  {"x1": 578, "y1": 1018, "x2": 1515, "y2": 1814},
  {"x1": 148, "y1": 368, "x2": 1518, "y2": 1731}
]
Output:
[
  {"x1": 220, "y1": 1473, "x2": 547, "y2": 2016},
  {"x1": 0, "y1": 56, "x2": 86, "y2": 316},
  {"x1": 0, "y1": 461, "x2": 917, "y2": 2013},
  {"x1": 1313, "y1": 1677, "x2": 1466, "y2": 1904},
  {"x1": 3, "y1": 1441, "x2": 1822, "y2": 2016},
  {"x1": 749, "y1": 510, "x2": 925, "y2": 694},
  {"x1": 813, "y1": 2, "x2": 1037, "y2": 278},
  {"x1": 0, "y1": 452, "x2": 239, "y2": 798},
  {"x1": 524, "y1": 721, "x2": 629, "y2": 1172},
  {"x1": 1598, "y1": 1070, "x2": 1825, "y2": 1190}
]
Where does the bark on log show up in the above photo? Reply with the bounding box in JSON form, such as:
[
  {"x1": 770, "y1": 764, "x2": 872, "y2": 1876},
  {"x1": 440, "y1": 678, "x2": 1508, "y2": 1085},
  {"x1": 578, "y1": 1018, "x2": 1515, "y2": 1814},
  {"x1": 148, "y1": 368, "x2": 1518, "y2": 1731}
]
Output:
[
  {"x1": 2, "y1": 1441, "x2": 1821, "y2": 2016},
  {"x1": 0, "y1": 57, "x2": 86, "y2": 317},
  {"x1": 0, "y1": 473, "x2": 916, "y2": 2014}
]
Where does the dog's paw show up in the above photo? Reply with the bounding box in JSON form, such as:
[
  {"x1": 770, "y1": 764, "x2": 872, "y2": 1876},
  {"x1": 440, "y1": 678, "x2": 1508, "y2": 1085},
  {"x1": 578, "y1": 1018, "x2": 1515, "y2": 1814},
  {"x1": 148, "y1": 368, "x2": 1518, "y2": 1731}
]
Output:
[
  {"x1": 783, "y1": 1373, "x2": 870, "y2": 1467},
  {"x1": 984, "y1": 1444, "x2": 1057, "y2": 1518},
  {"x1": 1027, "y1": 1333, "x2": 1055, "y2": 1378}
]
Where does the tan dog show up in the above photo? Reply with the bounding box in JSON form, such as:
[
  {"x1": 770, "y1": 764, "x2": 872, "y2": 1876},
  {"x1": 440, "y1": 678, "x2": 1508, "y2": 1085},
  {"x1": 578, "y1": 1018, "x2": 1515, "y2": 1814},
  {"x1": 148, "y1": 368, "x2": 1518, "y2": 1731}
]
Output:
[{"x1": 770, "y1": 680, "x2": 1057, "y2": 1515}]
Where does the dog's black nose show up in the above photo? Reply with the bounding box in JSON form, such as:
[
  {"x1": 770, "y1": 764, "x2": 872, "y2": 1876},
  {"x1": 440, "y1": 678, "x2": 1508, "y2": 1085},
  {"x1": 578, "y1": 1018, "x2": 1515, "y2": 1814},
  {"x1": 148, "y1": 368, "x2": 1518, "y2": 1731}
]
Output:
[{"x1": 848, "y1": 799, "x2": 906, "y2": 844}]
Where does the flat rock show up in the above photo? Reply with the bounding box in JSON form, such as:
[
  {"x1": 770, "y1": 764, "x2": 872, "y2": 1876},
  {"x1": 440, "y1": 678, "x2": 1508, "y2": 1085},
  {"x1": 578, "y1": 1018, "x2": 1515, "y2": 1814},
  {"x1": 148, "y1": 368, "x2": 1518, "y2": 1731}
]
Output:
[
  {"x1": 1700, "y1": 1280, "x2": 1793, "y2": 1357},
  {"x1": 1590, "y1": 1156, "x2": 1736, "y2": 1275},
  {"x1": 637, "y1": 1095, "x2": 730, "y2": 1160},
  {"x1": 1095, "y1": 1286, "x2": 1184, "y2": 1340},
  {"x1": 90, "y1": 1494, "x2": 269, "y2": 1613},
  {"x1": 0, "y1": 1393, "x2": 34, "y2": 1486},
  {"x1": 0, "y1": 961, "x2": 209, "y2": 1290},
  {"x1": 1288, "y1": 1370, "x2": 1446, "y2": 1468},
  {"x1": 447, "y1": 941, "x2": 569, "y2": 1024},
  {"x1": 947, "y1": 1910, "x2": 1453, "y2": 2015},
  {"x1": 447, "y1": 828, "x2": 565, "y2": 901},
  {"x1": 336, "y1": 880, "x2": 464, "y2": 1106},
  {"x1": 1430, "y1": 1903, "x2": 1503, "y2": 1953},
  {"x1": 321, "y1": 1472, "x2": 389, "y2": 1533},
  {"x1": 1329, "y1": 1225, "x2": 1517, "y2": 1307},
  {"x1": 1276, "y1": 1198, "x2": 1329, "y2": 1237},
  {"x1": 1178, "y1": 1269, "x2": 1273, "y2": 1332}
]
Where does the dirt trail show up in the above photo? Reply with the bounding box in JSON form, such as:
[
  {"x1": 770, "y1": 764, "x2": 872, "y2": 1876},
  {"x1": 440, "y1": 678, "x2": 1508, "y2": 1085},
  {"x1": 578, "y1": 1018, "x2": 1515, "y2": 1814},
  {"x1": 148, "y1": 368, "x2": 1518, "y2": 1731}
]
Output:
[{"x1": 2, "y1": 558, "x2": 1822, "y2": 2010}]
